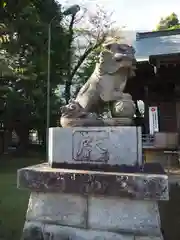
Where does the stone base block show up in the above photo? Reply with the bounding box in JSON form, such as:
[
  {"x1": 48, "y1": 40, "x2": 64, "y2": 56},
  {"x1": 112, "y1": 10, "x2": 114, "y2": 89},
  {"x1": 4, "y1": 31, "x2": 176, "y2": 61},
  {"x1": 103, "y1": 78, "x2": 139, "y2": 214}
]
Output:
[
  {"x1": 17, "y1": 163, "x2": 169, "y2": 201},
  {"x1": 22, "y1": 221, "x2": 163, "y2": 240},
  {"x1": 25, "y1": 192, "x2": 162, "y2": 237},
  {"x1": 88, "y1": 196, "x2": 161, "y2": 236},
  {"x1": 136, "y1": 238, "x2": 162, "y2": 240},
  {"x1": 48, "y1": 126, "x2": 142, "y2": 168},
  {"x1": 26, "y1": 193, "x2": 87, "y2": 228}
]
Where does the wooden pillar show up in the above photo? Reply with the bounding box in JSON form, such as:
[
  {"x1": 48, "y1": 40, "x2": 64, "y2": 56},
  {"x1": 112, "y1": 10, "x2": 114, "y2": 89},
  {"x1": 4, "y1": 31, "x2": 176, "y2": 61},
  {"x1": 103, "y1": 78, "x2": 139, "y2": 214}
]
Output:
[
  {"x1": 175, "y1": 84, "x2": 180, "y2": 133},
  {"x1": 176, "y1": 102, "x2": 180, "y2": 132},
  {"x1": 144, "y1": 86, "x2": 149, "y2": 134}
]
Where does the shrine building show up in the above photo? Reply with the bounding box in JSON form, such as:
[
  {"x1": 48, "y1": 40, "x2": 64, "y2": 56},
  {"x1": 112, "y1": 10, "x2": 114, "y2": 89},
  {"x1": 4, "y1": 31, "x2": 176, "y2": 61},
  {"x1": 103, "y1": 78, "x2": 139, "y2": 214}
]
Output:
[{"x1": 129, "y1": 28, "x2": 180, "y2": 166}]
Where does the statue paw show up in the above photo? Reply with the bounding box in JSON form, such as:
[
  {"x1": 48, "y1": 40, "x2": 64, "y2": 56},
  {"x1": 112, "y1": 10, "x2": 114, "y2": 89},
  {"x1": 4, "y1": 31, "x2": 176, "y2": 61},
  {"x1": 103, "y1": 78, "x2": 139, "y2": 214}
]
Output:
[{"x1": 60, "y1": 101, "x2": 86, "y2": 118}]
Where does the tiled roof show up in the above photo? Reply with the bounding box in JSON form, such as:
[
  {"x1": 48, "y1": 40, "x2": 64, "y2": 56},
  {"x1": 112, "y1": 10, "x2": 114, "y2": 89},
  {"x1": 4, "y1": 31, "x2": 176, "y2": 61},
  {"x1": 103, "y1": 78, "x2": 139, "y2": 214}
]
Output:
[{"x1": 133, "y1": 29, "x2": 180, "y2": 61}]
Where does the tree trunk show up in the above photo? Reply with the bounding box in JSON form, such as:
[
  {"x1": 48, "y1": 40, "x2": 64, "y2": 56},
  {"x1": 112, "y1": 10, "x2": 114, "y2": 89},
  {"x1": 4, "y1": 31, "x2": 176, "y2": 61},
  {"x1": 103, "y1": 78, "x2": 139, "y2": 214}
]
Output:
[
  {"x1": 3, "y1": 129, "x2": 12, "y2": 153},
  {"x1": 15, "y1": 123, "x2": 29, "y2": 156}
]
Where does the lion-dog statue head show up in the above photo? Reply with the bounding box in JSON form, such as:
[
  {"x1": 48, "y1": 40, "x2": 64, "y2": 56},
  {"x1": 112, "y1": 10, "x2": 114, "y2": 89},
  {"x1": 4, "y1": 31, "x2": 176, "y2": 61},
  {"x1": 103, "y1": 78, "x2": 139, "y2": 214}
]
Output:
[{"x1": 99, "y1": 41, "x2": 136, "y2": 77}]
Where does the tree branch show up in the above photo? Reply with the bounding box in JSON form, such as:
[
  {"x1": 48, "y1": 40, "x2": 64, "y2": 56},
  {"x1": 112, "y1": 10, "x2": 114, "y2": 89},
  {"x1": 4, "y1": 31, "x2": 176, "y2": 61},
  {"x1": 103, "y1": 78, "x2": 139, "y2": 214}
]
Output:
[{"x1": 70, "y1": 37, "x2": 105, "y2": 80}]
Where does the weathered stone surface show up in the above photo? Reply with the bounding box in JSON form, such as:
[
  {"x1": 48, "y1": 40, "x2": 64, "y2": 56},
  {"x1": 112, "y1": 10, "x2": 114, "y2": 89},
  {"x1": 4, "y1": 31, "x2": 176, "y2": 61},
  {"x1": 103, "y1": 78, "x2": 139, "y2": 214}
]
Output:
[
  {"x1": 22, "y1": 221, "x2": 134, "y2": 240},
  {"x1": 88, "y1": 196, "x2": 161, "y2": 236},
  {"x1": 22, "y1": 221, "x2": 163, "y2": 240},
  {"x1": 17, "y1": 163, "x2": 169, "y2": 201},
  {"x1": 48, "y1": 127, "x2": 142, "y2": 168},
  {"x1": 44, "y1": 224, "x2": 133, "y2": 240},
  {"x1": 60, "y1": 42, "x2": 136, "y2": 128},
  {"x1": 22, "y1": 222, "x2": 44, "y2": 240},
  {"x1": 135, "y1": 237, "x2": 163, "y2": 240},
  {"x1": 26, "y1": 192, "x2": 87, "y2": 227},
  {"x1": 60, "y1": 117, "x2": 134, "y2": 127},
  {"x1": 112, "y1": 97, "x2": 135, "y2": 118},
  {"x1": 24, "y1": 192, "x2": 162, "y2": 236}
]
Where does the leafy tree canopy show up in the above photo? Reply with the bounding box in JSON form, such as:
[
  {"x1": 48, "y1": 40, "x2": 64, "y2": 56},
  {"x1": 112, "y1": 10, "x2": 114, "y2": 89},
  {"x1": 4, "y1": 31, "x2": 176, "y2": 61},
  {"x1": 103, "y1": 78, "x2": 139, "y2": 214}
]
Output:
[
  {"x1": 156, "y1": 12, "x2": 180, "y2": 30},
  {"x1": 0, "y1": 0, "x2": 68, "y2": 152}
]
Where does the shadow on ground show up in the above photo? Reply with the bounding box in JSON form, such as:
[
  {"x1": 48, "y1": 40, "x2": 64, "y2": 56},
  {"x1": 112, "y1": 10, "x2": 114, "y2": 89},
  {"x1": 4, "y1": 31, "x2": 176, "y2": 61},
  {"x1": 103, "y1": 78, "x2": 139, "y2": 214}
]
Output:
[{"x1": 160, "y1": 183, "x2": 180, "y2": 240}]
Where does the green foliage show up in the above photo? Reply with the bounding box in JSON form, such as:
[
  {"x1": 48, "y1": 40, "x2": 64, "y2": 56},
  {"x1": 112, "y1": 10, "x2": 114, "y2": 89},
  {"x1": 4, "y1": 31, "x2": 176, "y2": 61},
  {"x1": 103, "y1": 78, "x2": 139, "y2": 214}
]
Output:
[
  {"x1": 156, "y1": 12, "x2": 180, "y2": 30},
  {"x1": 75, "y1": 48, "x2": 100, "y2": 87},
  {"x1": 0, "y1": 0, "x2": 68, "y2": 151},
  {"x1": 168, "y1": 25, "x2": 180, "y2": 30},
  {"x1": 0, "y1": 1, "x2": 115, "y2": 152}
]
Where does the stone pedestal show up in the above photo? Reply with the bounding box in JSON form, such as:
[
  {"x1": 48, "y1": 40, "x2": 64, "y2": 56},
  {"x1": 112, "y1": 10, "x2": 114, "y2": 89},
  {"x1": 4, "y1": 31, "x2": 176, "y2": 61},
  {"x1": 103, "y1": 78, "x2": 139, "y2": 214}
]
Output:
[
  {"x1": 48, "y1": 127, "x2": 142, "y2": 169},
  {"x1": 17, "y1": 127, "x2": 169, "y2": 240}
]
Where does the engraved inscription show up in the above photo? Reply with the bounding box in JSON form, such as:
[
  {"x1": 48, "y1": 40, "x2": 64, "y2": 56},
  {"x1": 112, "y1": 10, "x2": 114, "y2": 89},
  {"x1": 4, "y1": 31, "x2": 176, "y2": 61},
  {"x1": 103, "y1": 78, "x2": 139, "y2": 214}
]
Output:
[
  {"x1": 72, "y1": 131, "x2": 110, "y2": 163},
  {"x1": 82, "y1": 175, "x2": 109, "y2": 194}
]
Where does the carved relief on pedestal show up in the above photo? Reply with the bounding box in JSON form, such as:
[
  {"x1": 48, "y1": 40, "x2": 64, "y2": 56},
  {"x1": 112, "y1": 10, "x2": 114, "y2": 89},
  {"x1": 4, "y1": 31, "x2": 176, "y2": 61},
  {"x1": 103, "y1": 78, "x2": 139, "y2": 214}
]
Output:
[{"x1": 72, "y1": 130, "x2": 110, "y2": 163}]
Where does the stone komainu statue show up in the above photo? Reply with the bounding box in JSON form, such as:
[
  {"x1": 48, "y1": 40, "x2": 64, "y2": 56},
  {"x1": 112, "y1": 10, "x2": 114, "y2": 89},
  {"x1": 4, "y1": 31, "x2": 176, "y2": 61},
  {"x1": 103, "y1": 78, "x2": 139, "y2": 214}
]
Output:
[{"x1": 61, "y1": 41, "x2": 136, "y2": 127}]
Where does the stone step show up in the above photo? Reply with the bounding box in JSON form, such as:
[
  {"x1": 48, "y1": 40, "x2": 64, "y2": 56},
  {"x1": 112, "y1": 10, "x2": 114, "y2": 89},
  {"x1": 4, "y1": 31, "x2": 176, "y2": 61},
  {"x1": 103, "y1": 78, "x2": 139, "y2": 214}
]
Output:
[{"x1": 22, "y1": 221, "x2": 163, "y2": 240}]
